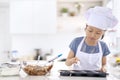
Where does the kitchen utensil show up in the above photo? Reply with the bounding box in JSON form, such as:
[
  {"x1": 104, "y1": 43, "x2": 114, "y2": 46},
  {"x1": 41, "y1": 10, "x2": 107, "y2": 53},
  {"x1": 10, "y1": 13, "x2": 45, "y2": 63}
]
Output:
[
  {"x1": 37, "y1": 54, "x2": 62, "y2": 66},
  {"x1": 47, "y1": 54, "x2": 62, "y2": 63},
  {"x1": 36, "y1": 55, "x2": 41, "y2": 64},
  {"x1": 74, "y1": 61, "x2": 80, "y2": 67}
]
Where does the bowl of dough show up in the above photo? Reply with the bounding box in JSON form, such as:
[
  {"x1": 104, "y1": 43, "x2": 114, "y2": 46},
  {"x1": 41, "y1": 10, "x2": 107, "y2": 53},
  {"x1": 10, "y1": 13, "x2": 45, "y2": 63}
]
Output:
[{"x1": 22, "y1": 61, "x2": 53, "y2": 76}]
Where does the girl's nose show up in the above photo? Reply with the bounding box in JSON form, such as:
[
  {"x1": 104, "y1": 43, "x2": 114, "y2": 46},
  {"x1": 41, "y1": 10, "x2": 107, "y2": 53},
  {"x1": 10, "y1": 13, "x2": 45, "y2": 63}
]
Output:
[{"x1": 91, "y1": 33, "x2": 96, "y2": 37}]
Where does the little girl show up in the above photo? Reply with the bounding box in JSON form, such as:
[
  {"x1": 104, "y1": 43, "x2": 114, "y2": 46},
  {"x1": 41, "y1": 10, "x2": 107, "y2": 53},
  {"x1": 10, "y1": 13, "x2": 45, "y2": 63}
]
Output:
[{"x1": 65, "y1": 6, "x2": 118, "y2": 72}]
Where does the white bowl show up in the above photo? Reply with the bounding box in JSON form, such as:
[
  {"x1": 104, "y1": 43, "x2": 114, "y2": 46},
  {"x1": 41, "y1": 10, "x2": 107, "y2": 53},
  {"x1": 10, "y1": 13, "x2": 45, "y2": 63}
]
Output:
[{"x1": 0, "y1": 63, "x2": 20, "y2": 76}]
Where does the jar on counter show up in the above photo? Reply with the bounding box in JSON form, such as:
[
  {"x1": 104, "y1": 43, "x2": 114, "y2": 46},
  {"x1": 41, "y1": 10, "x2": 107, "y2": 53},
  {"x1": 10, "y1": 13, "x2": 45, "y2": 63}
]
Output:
[{"x1": 10, "y1": 50, "x2": 19, "y2": 62}]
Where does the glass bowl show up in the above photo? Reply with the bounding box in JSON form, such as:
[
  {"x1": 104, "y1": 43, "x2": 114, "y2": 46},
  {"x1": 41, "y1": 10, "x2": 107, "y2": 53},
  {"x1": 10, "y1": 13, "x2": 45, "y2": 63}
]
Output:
[
  {"x1": 0, "y1": 62, "x2": 20, "y2": 76},
  {"x1": 22, "y1": 61, "x2": 53, "y2": 76}
]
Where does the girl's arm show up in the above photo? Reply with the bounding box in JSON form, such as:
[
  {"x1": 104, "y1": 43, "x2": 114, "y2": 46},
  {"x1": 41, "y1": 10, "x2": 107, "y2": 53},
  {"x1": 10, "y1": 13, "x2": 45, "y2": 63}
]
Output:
[{"x1": 101, "y1": 56, "x2": 107, "y2": 72}]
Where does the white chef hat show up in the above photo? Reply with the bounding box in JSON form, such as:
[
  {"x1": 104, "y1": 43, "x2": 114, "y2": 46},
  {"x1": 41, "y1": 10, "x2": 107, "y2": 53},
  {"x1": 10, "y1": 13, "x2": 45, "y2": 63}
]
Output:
[{"x1": 84, "y1": 6, "x2": 118, "y2": 30}]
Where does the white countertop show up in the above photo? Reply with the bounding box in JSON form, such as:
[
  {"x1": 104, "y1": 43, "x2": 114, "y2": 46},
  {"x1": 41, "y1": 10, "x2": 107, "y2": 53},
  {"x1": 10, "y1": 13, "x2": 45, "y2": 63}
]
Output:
[
  {"x1": 0, "y1": 61, "x2": 119, "y2": 80},
  {"x1": 0, "y1": 74, "x2": 119, "y2": 80}
]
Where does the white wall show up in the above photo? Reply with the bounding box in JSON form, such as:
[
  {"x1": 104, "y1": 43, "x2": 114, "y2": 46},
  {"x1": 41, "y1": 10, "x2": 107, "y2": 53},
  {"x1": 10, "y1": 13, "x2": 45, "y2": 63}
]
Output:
[
  {"x1": 106, "y1": 0, "x2": 120, "y2": 52},
  {"x1": 0, "y1": 0, "x2": 85, "y2": 61},
  {"x1": 2, "y1": 0, "x2": 119, "y2": 61},
  {"x1": 0, "y1": 4, "x2": 11, "y2": 61},
  {"x1": 11, "y1": 33, "x2": 84, "y2": 60}
]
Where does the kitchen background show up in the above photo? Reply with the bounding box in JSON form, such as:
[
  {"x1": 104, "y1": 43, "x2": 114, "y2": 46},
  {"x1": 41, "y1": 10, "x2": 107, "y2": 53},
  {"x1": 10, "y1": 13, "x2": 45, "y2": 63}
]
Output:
[{"x1": 0, "y1": 0, "x2": 120, "y2": 62}]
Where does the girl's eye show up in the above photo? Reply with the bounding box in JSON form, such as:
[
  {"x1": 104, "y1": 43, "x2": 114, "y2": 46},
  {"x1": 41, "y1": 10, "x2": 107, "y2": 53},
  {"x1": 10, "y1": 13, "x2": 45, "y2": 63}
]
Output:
[
  {"x1": 96, "y1": 32, "x2": 101, "y2": 35},
  {"x1": 88, "y1": 30, "x2": 93, "y2": 32}
]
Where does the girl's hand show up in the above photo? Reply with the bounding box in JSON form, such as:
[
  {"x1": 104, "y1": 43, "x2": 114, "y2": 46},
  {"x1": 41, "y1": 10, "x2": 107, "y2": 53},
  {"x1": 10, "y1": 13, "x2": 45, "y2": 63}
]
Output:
[
  {"x1": 70, "y1": 57, "x2": 79, "y2": 64},
  {"x1": 100, "y1": 67, "x2": 106, "y2": 72}
]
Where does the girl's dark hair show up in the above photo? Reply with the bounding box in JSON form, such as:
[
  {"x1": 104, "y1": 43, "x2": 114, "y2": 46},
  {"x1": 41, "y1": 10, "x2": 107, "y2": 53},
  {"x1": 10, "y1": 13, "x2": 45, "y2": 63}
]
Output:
[{"x1": 101, "y1": 34, "x2": 104, "y2": 40}]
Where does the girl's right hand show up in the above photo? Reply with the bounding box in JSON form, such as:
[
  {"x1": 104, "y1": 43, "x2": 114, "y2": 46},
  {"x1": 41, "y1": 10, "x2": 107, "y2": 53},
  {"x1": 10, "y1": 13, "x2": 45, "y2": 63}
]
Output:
[{"x1": 70, "y1": 57, "x2": 80, "y2": 64}]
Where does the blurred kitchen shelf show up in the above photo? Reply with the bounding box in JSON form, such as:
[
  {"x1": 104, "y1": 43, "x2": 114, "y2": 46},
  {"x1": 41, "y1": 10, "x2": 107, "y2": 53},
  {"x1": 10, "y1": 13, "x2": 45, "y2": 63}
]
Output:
[
  {"x1": 56, "y1": 0, "x2": 106, "y2": 34},
  {"x1": 58, "y1": 15, "x2": 85, "y2": 19},
  {"x1": 57, "y1": 16, "x2": 86, "y2": 34},
  {"x1": 57, "y1": 0, "x2": 103, "y2": 15},
  {"x1": 58, "y1": 0, "x2": 103, "y2": 3}
]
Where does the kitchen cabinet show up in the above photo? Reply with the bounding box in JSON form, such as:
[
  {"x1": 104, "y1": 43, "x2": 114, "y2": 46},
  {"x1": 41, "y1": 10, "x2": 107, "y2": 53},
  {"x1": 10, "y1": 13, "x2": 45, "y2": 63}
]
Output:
[{"x1": 10, "y1": 0, "x2": 57, "y2": 34}]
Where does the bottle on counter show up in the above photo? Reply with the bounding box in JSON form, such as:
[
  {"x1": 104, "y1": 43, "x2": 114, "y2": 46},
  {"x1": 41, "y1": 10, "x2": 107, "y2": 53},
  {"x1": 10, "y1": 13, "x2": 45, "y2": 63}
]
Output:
[{"x1": 10, "y1": 50, "x2": 19, "y2": 62}]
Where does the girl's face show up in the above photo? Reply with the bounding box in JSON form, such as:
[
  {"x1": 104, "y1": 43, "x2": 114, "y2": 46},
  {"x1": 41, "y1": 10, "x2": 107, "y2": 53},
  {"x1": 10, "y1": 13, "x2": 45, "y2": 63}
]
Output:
[{"x1": 85, "y1": 25, "x2": 105, "y2": 41}]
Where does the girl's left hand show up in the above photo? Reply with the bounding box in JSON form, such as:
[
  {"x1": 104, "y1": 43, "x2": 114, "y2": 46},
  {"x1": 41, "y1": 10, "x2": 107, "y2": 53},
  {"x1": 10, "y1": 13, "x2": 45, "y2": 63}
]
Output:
[{"x1": 100, "y1": 67, "x2": 106, "y2": 72}]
